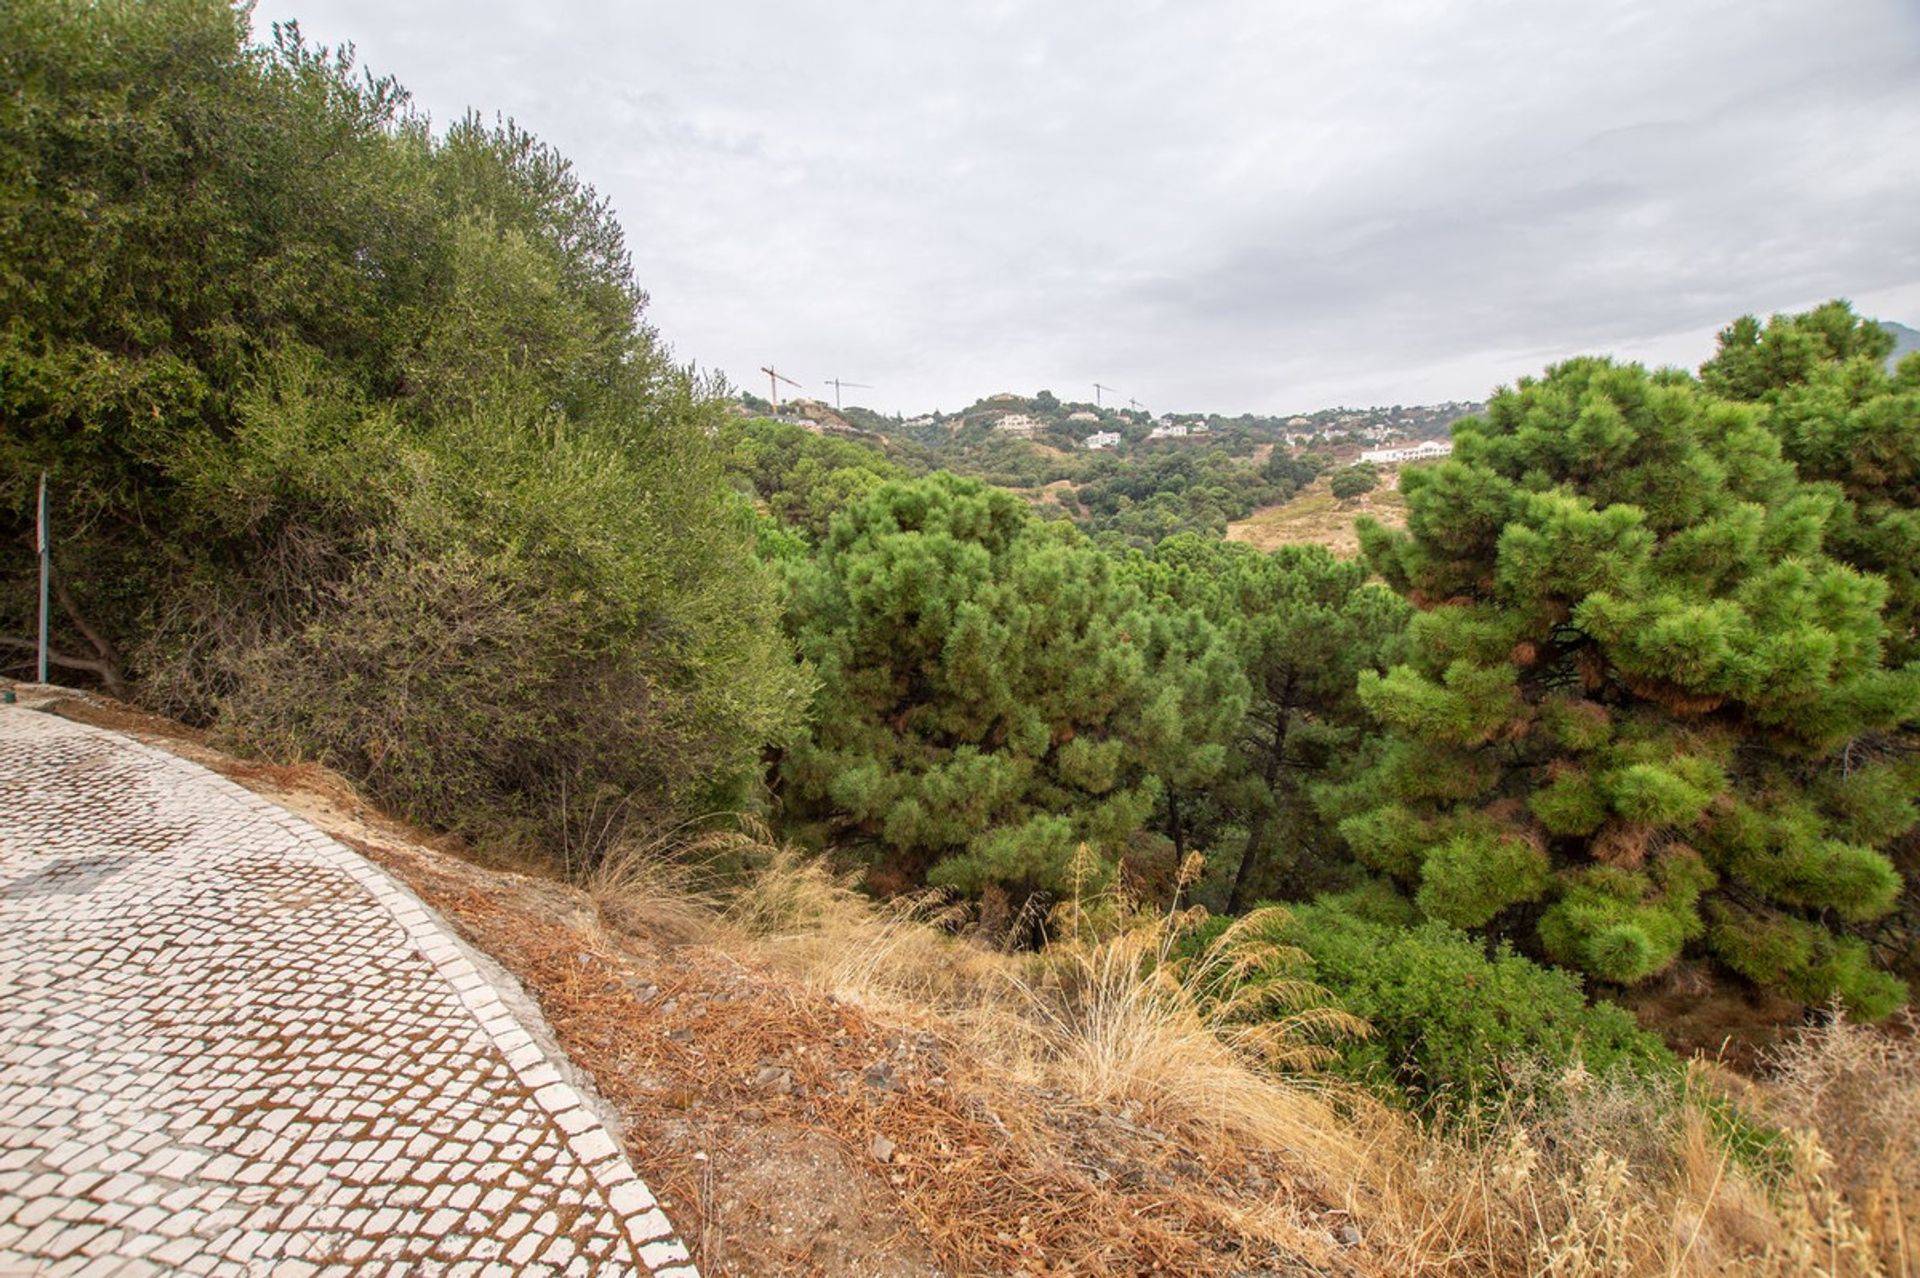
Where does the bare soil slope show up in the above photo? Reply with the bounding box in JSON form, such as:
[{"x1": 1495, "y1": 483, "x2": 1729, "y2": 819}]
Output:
[{"x1": 1226, "y1": 475, "x2": 1406, "y2": 558}]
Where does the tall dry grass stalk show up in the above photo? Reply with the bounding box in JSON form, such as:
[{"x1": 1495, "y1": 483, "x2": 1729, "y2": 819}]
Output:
[
  {"x1": 1761, "y1": 1010, "x2": 1919, "y2": 1276},
  {"x1": 586, "y1": 818, "x2": 1919, "y2": 1277},
  {"x1": 584, "y1": 814, "x2": 735, "y2": 943},
  {"x1": 1001, "y1": 850, "x2": 1372, "y2": 1161}
]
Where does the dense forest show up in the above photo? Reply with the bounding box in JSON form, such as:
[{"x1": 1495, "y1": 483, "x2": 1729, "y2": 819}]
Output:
[{"x1": 6, "y1": 0, "x2": 1919, "y2": 1164}]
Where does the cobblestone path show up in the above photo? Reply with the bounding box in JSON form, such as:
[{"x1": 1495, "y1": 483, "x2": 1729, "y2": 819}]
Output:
[{"x1": 0, "y1": 705, "x2": 697, "y2": 1277}]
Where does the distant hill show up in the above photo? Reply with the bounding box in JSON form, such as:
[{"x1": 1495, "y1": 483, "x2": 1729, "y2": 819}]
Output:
[
  {"x1": 738, "y1": 386, "x2": 1483, "y2": 464},
  {"x1": 1878, "y1": 319, "x2": 1920, "y2": 369}
]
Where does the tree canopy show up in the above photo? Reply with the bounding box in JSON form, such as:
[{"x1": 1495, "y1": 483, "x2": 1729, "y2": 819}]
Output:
[
  {"x1": 780, "y1": 473, "x2": 1246, "y2": 897},
  {"x1": 1330, "y1": 464, "x2": 1381, "y2": 501},
  {"x1": 1703, "y1": 302, "x2": 1920, "y2": 664},
  {"x1": 1125, "y1": 537, "x2": 1408, "y2": 910},
  {"x1": 0, "y1": 0, "x2": 804, "y2": 855},
  {"x1": 1344, "y1": 348, "x2": 1919, "y2": 1014}
]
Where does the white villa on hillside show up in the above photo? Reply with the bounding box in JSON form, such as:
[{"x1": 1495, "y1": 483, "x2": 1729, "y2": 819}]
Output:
[
  {"x1": 1147, "y1": 423, "x2": 1189, "y2": 440},
  {"x1": 1083, "y1": 430, "x2": 1121, "y2": 450},
  {"x1": 995, "y1": 413, "x2": 1042, "y2": 437},
  {"x1": 1360, "y1": 439, "x2": 1452, "y2": 465}
]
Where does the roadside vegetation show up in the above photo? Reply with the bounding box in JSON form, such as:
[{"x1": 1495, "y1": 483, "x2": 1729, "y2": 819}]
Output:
[
  {"x1": 5, "y1": 3, "x2": 1918, "y2": 1274},
  {"x1": 574, "y1": 817, "x2": 1919, "y2": 1276},
  {"x1": 0, "y1": 0, "x2": 807, "y2": 860}
]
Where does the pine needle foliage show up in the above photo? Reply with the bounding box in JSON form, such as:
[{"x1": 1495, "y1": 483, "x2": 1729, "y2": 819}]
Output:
[
  {"x1": 1122, "y1": 535, "x2": 1410, "y2": 909},
  {"x1": 1344, "y1": 343, "x2": 1920, "y2": 1015},
  {"x1": 779, "y1": 472, "x2": 1248, "y2": 897}
]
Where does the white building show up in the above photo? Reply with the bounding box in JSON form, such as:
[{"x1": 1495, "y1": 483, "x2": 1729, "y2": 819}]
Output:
[
  {"x1": 1083, "y1": 430, "x2": 1121, "y2": 450},
  {"x1": 1360, "y1": 439, "x2": 1453, "y2": 465},
  {"x1": 1147, "y1": 423, "x2": 1189, "y2": 440},
  {"x1": 995, "y1": 413, "x2": 1042, "y2": 437},
  {"x1": 1068, "y1": 410, "x2": 1100, "y2": 423}
]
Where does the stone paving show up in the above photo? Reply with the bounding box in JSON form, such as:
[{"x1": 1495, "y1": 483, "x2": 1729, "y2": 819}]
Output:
[{"x1": 0, "y1": 704, "x2": 697, "y2": 1277}]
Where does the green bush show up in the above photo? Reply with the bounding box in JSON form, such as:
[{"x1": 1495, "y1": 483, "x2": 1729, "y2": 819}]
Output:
[
  {"x1": 0, "y1": 0, "x2": 806, "y2": 863},
  {"x1": 1228, "y1": 893, "x2": 1677, "y2": 1113},
  {"x1": 1329, "y1": 464, "x2": 1380, "y2": 501},
  {"x1": 167, "y1": 364, "x2": 809, "y2": 863}
]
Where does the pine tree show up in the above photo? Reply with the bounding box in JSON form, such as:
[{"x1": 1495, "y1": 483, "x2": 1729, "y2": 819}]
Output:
[
  {"x1": 1702, "y1": 301, "x2": 1920, "y2": 988},
  {"x1": 781, "y1": 474, "x2": 1246, "y2": 897},
  {"x1": 1702, "y1": 302, "x2": 1920, "y2": 661},
  {"x1": 1127, "y1": 536, "x2": 1408, "y2": 911},
  {"x1": 1343, "y1": 352, "x2": 1920, "y2": 1015}
]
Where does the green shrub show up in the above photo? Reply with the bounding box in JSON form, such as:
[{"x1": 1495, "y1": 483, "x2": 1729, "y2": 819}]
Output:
[
  {"x1": 1329, "y1": 465, "x2": 1380, "y2": 501},
  {"x1": 1222, "y1": 893, "x2": 1677, "y2": 1114},
  {"x1": 0, "y1": 0, "x2": 806, "y2": 865}
]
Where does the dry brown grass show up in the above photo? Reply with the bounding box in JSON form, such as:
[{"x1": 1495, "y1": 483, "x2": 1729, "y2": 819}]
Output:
[
  {"x1": 588, "y1": 821, "x2": 1920, "y2": 1277},
  {"x1": 1226, "y1": 473, "x2": 1408, "y2": 557},
  {"x1": 691, "y1": 843, "x2": 1367, "y2": 1164},
  {"x1": 1760, "y1": 1011, "x2": 1919, "y2": 1274}
]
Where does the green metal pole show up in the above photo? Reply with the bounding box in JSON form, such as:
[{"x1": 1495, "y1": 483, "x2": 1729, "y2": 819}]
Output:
[{"x1": 37, "y1": 471, "x2": 49, "y2": 684}]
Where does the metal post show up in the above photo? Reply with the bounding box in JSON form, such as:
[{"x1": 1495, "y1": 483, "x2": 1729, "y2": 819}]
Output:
[{"x1": 36, "y1": 471, "x2": 49, "y2": 685}]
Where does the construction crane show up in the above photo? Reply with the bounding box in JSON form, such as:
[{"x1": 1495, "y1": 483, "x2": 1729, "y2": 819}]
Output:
[
  {"x1": 824, "y1": 378, "x2": 872, "y2": 411},
  {"x1": 1093, "y1": 382, "x2": 1118, "y2": 408},
  {"x1": 1127, "y1": 397, "x2": 1146, "y2": 414},
  {"x1": 760, "y1": 365, "x2": 801, "y2": 414}
]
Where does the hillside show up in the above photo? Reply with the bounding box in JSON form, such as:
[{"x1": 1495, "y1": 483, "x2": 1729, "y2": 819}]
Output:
[
  {"x1": 728, "y1": 390, "x2": 1482, "y2": 551},
  {"x1": 1225, "y1": 473, "x2": 1409, "y2": 557},
  {"x1": 776, "y1": 389, "x2": 1484, "y2": 463},
  {"x1": 10, "y1": 8, "x2": 1920, "y2": 1275},
  {"x1": 36, "y1": 685, "x2": 1918, "y2": 1278},
  {"x1": 29, "y1": 688, "x2": 1379, "y2": 1275},
  {"x1": 1879, "y1": 318, "x2": 1920, "y2": 367}
]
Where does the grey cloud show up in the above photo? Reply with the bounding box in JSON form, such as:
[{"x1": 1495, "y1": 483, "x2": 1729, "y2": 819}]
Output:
[
  {"x1": 253, "y1": 0, "x2": 1920, "y2": 414},
  {"x1": 1113, "y1": 45, "x2": 1920, "y2": 402}
]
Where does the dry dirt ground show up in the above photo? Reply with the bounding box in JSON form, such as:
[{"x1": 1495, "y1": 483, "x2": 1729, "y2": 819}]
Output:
[
  {"x1": 1225, "y1": 476, "x2": 1407, "y2": 558},
  {"x1": 37, "y1": 694, "x2": 1351, "y2": 1278}
]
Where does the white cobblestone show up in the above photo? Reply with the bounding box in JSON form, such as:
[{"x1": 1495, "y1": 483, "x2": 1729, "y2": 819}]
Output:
[{"x1": 0, "y1": 706, "x2": 697, "y2": 1275}]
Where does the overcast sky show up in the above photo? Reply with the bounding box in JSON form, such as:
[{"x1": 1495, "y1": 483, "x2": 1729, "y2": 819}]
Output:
[{"x1": 252, "y1": 0, "x2": 1920, "y2": 417}]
